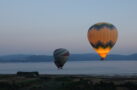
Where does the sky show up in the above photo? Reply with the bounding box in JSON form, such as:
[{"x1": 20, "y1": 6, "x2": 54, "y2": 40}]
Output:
[{"x1": 0, "y1": 0, "x2": 137, "y2": 55}]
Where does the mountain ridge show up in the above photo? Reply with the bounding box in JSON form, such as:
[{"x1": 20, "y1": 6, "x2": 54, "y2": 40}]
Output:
[{"x1": 0, "y1": 53, "x2": 137, "y2": 62}]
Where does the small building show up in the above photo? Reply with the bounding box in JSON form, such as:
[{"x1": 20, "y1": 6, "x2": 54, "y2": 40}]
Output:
[{"x1": 16, "y1": 71, "x2": 39, "y2": 77}]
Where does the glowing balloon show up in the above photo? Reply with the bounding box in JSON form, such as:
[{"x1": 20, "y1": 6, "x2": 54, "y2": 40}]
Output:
[
  {"x1": 53, "y1": 48, "x2": 70, "y2": 69},
  {"x1": 88, "y1": 22, "x2": 118, "y2": 60}
]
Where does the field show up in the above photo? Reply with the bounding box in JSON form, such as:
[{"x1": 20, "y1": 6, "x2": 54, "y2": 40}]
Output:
[{"x1": 0, "y1": 74, "x2": 137, "y2": 90}]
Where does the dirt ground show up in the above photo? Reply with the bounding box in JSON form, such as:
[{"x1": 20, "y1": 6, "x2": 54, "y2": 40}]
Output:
[{"x1": 0, "y1": 74, "x2": 137, "y2": 90}]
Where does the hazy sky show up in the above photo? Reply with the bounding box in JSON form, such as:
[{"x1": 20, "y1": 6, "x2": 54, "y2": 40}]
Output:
[{"x1": 0, "y1": 0, "x2": 137, "y2": 55}]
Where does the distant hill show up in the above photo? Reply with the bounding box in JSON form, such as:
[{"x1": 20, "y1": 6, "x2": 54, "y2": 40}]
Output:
[
  {"x1": 70, "y1": 53, "x2": 137, "y2": 61},
  {"x1": 0, "y1": 53, "x2": 137, "y2": 62}
]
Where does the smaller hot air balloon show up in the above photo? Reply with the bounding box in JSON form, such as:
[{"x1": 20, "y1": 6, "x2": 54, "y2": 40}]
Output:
[{"x1": 53, "y1": 48, "x2": 70, "y2": 69}]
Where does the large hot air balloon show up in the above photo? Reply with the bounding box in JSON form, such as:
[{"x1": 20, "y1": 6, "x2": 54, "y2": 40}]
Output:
[
  {"x1": 88, "y1": 22, "x2": 118, "y2": 60},
  {"x1": 53, "y1": 48, "x2": 70, "y2": 69}
]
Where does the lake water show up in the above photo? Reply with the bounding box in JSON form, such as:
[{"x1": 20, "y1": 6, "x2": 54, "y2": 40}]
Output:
[{"x1": 0, "y1": 61, "x2": 137, "y2": 76}]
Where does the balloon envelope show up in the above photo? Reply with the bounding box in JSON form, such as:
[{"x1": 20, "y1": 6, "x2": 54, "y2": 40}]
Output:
[
  {"x1": 53, "y1": 48, "x2": 69, "y2": 69},
  {"x1": 88, "y1": 22, "x2": 118, "y2": 60}
]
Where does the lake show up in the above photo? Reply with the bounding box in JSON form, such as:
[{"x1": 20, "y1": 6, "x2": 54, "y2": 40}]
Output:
[{"x1": 0, "y1": 61, "x2": 137, "y2": 76}]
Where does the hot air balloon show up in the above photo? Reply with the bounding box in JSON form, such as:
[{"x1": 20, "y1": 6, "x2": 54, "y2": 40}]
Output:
[
  {"x1": 88, "y1": 22, "x2": 118, "y2": 60},
  {"x1": 53, "y1": 48, "x2": 70, "y2": 69}
]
